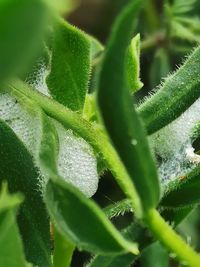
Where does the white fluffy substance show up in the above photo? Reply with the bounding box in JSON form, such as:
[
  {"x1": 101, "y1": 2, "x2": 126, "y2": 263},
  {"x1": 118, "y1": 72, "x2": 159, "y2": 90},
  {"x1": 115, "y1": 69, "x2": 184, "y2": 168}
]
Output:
[
  {"x1": 0, "y1": 92, "x2": 41, "y2": 158},
  {"x1": 55, "y1": 122, "x2": 99, "y2": 197},
  {"x1": 25, "y1": 57, "x2": 99, "y2": 197},
  {"x1": 25, "y1": 57, "x2": 50, "y2": 96},
  {"x1": 150, "y1": 98, "x2": 200, "y2": 186}
]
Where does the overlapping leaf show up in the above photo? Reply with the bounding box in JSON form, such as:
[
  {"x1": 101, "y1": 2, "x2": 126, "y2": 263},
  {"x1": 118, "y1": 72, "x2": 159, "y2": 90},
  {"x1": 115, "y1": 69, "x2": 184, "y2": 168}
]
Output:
[{"x1": 97, "y1": 0, "x2": 160, "y2": 214}]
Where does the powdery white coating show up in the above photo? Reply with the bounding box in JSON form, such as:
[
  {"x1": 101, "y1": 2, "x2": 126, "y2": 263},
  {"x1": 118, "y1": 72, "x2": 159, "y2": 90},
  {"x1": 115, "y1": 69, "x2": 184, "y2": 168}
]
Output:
[
  {"x1": 150, "y1": 97, "x2": 200, "y2": 186},
  {"x1": 55, "y1": 122, "x2": 99, "y2": 197},
  {"x1": 0, "y1": 92, "x2": 41, "y2": 158},
  {"x1": 25, "y1": 57, "x2": 50, "y2": 96}
]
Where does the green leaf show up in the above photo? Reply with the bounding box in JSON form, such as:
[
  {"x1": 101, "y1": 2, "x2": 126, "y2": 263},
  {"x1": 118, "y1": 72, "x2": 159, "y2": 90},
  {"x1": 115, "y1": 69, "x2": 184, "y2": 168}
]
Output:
[
  {"x1": 0, "y1": 119, "x2": 52, "y2": 267},
  {"x1": 139, "y1": 46, "x2": 200, "y2": 135},
  {"x1": 160, "y1": 207, "x2": 193, "y2": 227},
  {"x1": 126, "y1": 34, "x2": 143, "y2": 93},
  {"x1": 140, "y1": 242, "x2": 169, "y2": 267},
  {"x1": 160, "y1": 166, "x2": 200, "y2": 208},
  {"x1": 150, "y1": 48, "x2": 171, "y2": 88},
  {"x1": 0, "y1": 0, "x2": 49, "y2": 82},
  {"x1": 39, "y1": 113, "x2": 139, "y2": 255},
  {"x1": 97, "y1": 0, "x2": 160, "y2": 214},
  {"x1": 46, "y1": 18, "x2": 91, "y2": 112},
  {"x1": 0, "y1": 184, "x2": 29, "y2": 267},
  {"x1": 45, "y1": 177, "x2": 139, "y2": 255}
]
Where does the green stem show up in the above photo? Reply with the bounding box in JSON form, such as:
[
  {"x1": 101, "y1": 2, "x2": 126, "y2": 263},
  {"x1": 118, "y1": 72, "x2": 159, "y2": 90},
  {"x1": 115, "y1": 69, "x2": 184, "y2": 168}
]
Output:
[
  {"x1": 8, "y1": 79, "x2": 142, "y2": 216},
  {"x1": 53, "y1": 228, "x2": 75, "y2": 267},
  {"x1": 7, "y1": 80, "x2": 200, "y2": 266},
  {"x1": 145, "y1": 209, "x2": 200, "y2": 267}
]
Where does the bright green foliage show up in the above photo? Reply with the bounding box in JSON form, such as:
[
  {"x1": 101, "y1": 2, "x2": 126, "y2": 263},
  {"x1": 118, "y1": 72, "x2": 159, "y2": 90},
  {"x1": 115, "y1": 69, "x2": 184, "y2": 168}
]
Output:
[
  {"x1": 0, "y1": 0, "x2": 49, "y2": 83},
  {"x1": 126, "y1": 34, "x2": 143, "y2": 93},
  {"x1": 0, "y1": 184, "x2": 28, "y2": 267},
  {"x1": 0, "y1": 120, "x2": 52, "y2": 267},
  {"x1": 47, "y1": 18, "x2": 91, "y2": 112},
  {"x1": 97, "y1": 0, "x2": 160, "y2": 215},
  {"x1": 139, "y1": 46, "x2": 200, "y2": 135}
]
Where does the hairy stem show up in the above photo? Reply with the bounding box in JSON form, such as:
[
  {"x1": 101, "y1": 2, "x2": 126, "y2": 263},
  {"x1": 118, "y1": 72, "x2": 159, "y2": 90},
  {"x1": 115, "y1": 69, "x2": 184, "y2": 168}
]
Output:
[{"x1": 145, "y1": 209, "x2": 200, "y2": 267}]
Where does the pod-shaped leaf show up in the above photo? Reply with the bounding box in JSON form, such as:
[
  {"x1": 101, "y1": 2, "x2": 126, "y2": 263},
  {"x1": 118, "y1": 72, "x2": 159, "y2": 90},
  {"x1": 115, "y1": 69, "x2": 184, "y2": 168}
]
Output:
[
  {"x1": 0, "y1": 120, "x2": 52, "y2": 267},
  {"x1": 160, "y1": 166, "x2": 200, "y2": 208},
  {"x1": 46, "y1": 18, "x2": 91, "y2": 111},
  {"x1": 0, "y1": 0, "x2": 49, "y2": 82},
  {"x1": 97, "y1": 0, "x2": 160, "y2": 214},
  {"x1": 126, "y1": 34, "x2": 143, "y2": 93},
  {"x1": 138, "y1": 46, "x2": 200, "y2": 135},
  {"x1": 0, "y1": 185, "x2": 28, "y2": 267}
]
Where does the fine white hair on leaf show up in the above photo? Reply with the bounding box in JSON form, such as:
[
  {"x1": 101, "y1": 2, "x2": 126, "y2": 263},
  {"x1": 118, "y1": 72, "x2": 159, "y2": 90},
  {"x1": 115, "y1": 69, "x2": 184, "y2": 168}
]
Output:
[{"x1": 149, "y1": 97, "x2": 200, "y2": 186}]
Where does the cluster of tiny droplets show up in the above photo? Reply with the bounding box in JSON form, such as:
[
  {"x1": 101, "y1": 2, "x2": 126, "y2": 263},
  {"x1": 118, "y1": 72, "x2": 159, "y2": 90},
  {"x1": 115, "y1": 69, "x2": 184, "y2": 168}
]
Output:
[
  {"x1": 0, "y1": 93, "x2": 41, "y2": 158},
  {"x1": 25, "y1": 58, "x2": 99, "y2": 197},
  {"x1": 25, "y1": 57, "x2": 50, "y2": 96},
  {"x1": 150, "y1": 98, "x2": 200, "y2": 186},
  {"x1": 56, "y1": 122, "x2": 99, "y2": 197}
]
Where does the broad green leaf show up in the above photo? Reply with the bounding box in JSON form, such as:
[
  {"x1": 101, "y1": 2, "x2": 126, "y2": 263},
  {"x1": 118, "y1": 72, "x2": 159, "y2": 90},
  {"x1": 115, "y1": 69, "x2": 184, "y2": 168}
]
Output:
[
  {"x1": 97, "y1": 0, "x2": 160, "y2": 214},
  {"x1": 0, "y1": 184, "x2": 28, "y2": 267},
  {"x1": 150, "y1": 48, "x2": 171, "y2": 88},
  {"x1": 0, "y1": 0, "x2": 49, "y2": 82},
  {"x1": 0, "y1": 120, "x2": 52, "y2": 267},
  {"x1": 46, "y1": 18, "x2": 91, "y2": 111},
  {"x1": 160, "y1": 166, "x2": 200, "y2": 208},
  {"x1": 45, "y1": 177, "x2": 139, "y2": 255},
  {"x1": 126, "y1": 34, "x2": 143, "y2": 93},
  {"x1": 39, "y1": 114, "x2": 139, "y2": 255},
  {"x1": 138, "y1": 46, "x2": 200, "y2": 135},
  {"x1": 140, "y1": 242, "x2": 169, "y2": 267}
]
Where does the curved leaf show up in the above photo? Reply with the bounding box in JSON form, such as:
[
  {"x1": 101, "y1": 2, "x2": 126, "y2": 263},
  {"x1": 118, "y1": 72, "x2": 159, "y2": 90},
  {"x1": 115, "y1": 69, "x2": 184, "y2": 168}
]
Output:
[
  {"x1": 139, "y1": 46, "x2": 200, "y2": 135},
  {"x1": 97, "y1": 0, "x2": 160, "y2": 214},
  {"x1": 0, "y1": 119, "x2": 52, "y2": 267},
  {"x1": 47, "y1": 18, "x2": 91, "y2": 111},
  {"x1": 39, "y1": 114, "x2": 139, "y2": 255}
]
